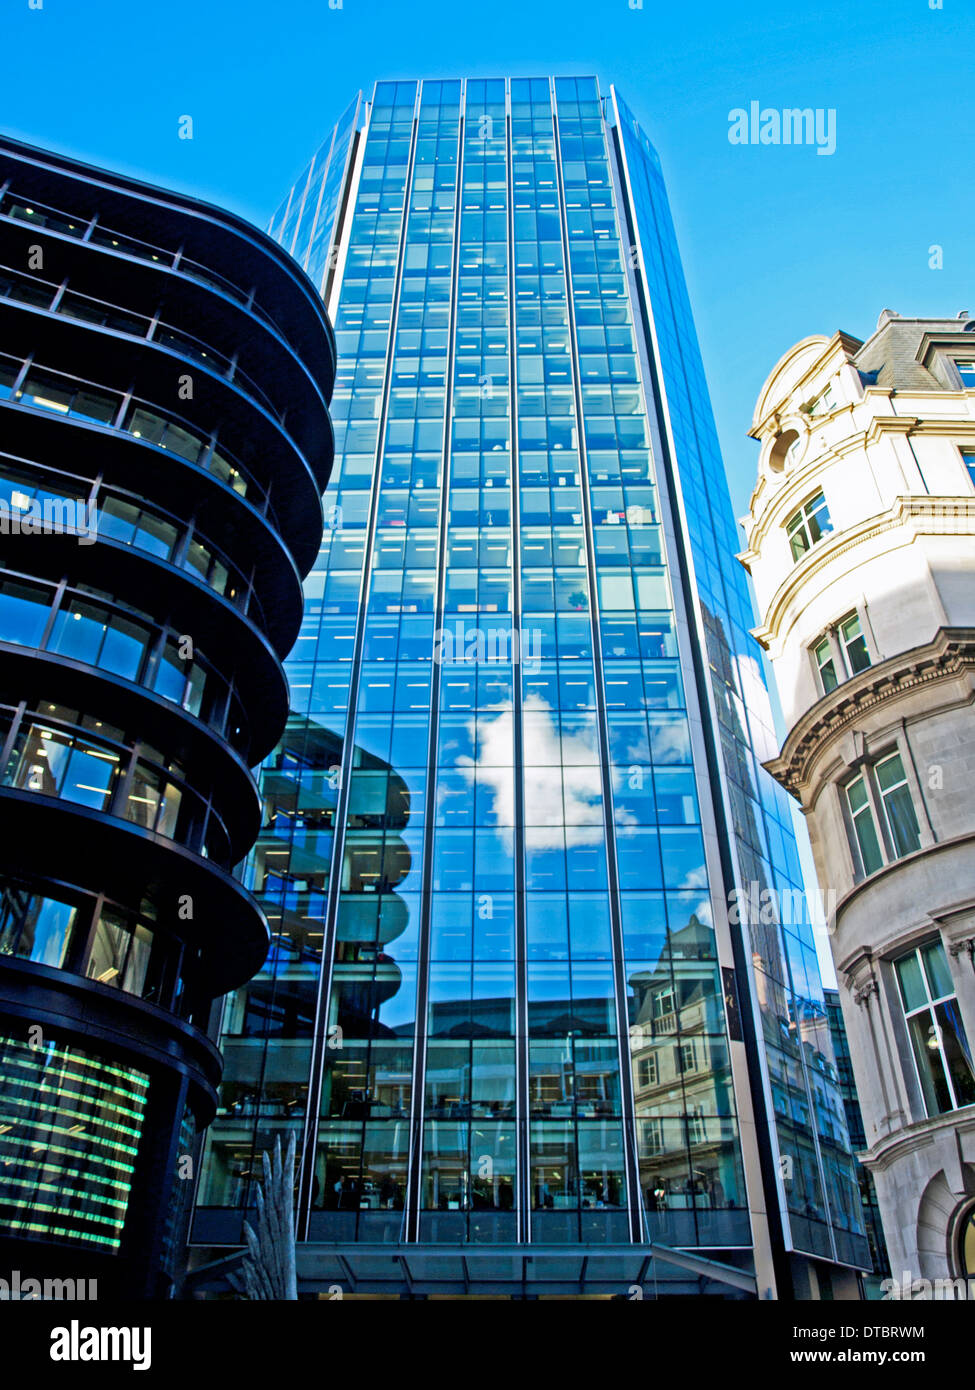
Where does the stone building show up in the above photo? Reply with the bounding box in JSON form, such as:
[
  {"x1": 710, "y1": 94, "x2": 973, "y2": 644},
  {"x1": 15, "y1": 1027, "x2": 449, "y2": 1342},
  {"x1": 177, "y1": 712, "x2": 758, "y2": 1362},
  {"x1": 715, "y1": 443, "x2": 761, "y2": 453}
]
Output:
[{"x1": 740, "y1": 311, "x2": 975, "y2": 1286}]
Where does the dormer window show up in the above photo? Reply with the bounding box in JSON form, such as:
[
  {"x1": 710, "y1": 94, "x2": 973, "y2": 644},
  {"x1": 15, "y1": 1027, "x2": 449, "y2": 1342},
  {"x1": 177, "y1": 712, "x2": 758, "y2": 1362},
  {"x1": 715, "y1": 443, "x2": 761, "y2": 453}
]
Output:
[
  {"x1": 808, "y1": 384, "x2": 835, "y2": 416},
  {"x1": 955, "y1": 360, "x2": 975, "y2": 389},
  {"x1": 786, "y1": 490, "x2": 832, "y2": 562},
  {"x1": 962, "y1": 449, "x2": 975, "y2": 488}
]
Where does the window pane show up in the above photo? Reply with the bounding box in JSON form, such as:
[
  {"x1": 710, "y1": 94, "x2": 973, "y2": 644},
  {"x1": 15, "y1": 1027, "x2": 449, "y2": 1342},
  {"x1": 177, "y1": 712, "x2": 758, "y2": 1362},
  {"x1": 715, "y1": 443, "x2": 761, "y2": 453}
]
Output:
[
  {"x1": 921, "y1": 940, "x2": 953, "y2": 1001},
  {"x1": 847, "y1": 777, "x2": 883, "y2": 876},
  {"x1": 0, "y1": 888, "x2": 75, "y2": 968},
  {"x1": 876, "y1": 754, "x2": 921, "y2": 857},
  {"x1": 840, "y1": 613, "x2": 870, "y2": 674},
  {"x1": 935, "y1": 1000, "x2": 975, "y2": 1109},
  {"x1": 895, "y1": 951, "x2": 927, "y2": 1014},
  {"x1": 906, "y1": 1009, "x2": 952, "y2": 1115},
  {"x1": 814, "y1": 638, "x2": 838, "y2": 693},
  {"x1": 0, "y1": 580, "x2": 50, "y2": 646}
]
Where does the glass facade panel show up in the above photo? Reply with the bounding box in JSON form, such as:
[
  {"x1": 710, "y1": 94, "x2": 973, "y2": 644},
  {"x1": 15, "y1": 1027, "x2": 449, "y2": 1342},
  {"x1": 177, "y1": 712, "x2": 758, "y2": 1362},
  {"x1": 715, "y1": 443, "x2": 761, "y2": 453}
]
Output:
[{"x1": 194, "y1": 76, "x2": 866, "y2": 1279}]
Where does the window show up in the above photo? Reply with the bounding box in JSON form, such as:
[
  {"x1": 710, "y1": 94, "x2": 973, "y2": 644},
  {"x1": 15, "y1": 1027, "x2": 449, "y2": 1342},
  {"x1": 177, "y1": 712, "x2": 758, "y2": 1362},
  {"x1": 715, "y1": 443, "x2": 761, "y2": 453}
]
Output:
[
  {"x1": 812, "y1": 611, "x2": 871, "y2": 694},
  {"x1": 874, "y1": 753, "x2": 922, "y2": 857},
  {"x1": 787, "y1": 491, "x2": 833, "y2": 562},
  {"x1": 895, "y1": 941, "x2": 975, "y2": 1117},
  {"x1": 814, "y1": 636, "x2": 840, "y2": 694},
  {"x1": 846, "y1": 774, "x2": 884, "y2": 876},
  {"x1": 808, "y1": 384, "x2": 835, "y2": 416},
  {"x1": 0, "y1": 885, "x2": 76, "y2": 968},
  {"x1": 954, "y1": 360, "x2": 975, "y2": 389},
  {"x1": 86, "y1": 908, "x2": 154, "y2": 997},
  {"x1": 839, "y1": 612, "x2": 871, "y2": 675},
  {"x1": 844, "y1": 750, "x2": 922, "y2": 879},
  {"x1": 637, "y1": 1054, "x2": 658, "y2": 1088},
  {"x1": 961, "y1": 450, "x2": 975, "y2": 488}
]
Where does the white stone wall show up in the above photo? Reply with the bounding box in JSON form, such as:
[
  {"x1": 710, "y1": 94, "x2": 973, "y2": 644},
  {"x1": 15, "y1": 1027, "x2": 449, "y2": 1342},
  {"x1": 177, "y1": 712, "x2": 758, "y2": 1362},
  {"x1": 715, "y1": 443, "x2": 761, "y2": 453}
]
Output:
[{"x1": 743, "y1": 320, "x2": 975, "y2": 1283}]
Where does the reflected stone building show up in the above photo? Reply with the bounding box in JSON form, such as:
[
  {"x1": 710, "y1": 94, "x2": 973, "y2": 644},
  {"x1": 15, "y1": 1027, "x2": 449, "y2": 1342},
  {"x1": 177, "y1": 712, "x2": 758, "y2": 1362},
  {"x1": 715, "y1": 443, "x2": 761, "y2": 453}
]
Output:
[
  {"x1": 742, "y1": 311, "x2": 975, "y2": 1288},
  {"x1": 190, "y1": 77, "x2": 869, "y2": 1298}
]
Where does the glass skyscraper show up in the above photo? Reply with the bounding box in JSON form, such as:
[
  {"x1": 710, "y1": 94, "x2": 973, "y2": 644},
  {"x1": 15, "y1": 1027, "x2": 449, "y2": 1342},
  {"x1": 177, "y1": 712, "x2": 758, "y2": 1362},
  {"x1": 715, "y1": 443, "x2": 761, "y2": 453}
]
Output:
[{"x1": 191, "y1": 76, "x2": 869, "y2": 1298}]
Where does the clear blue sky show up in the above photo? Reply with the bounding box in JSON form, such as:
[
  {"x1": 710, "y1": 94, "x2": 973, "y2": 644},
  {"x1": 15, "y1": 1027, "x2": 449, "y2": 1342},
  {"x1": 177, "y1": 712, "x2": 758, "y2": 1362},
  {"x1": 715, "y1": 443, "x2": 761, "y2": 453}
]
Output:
[{"x1": 4, "y1": 0, "x2": 971, "y2": 516}]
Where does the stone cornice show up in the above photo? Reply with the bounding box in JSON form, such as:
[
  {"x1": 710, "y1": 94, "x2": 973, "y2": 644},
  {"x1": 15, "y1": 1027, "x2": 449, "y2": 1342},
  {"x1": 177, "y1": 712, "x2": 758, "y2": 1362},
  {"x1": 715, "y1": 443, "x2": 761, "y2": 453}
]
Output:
[
  {"x1": 834, "y1": 883, "x2": 975, "y2": 975},
  {"x1": 754, "y1": 497, "x2": 975, "y2": 651},
  {"x1": 765, "y1": 627, "x2": 975, "y2": 798},
  {"x1": 859, "y1": 1105, "x2": 975, "y2": 1175}
]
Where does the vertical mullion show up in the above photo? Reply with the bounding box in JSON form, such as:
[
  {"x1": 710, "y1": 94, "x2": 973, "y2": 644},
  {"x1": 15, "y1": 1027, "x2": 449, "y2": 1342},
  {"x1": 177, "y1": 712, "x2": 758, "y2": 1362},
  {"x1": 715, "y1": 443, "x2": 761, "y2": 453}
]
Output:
[
  {"x1": 404, "y1": 88, "x2": 466, "y2": 1244},
  {"x1": 550, "y1": 85, "x2": 644, "y2": 1243},
  {"x1": 505, "y1": 85, "x2": 530, "y2": 1244},
  {"x1": 294, "y1": 90, "x2": 423, "y2": 1236}
]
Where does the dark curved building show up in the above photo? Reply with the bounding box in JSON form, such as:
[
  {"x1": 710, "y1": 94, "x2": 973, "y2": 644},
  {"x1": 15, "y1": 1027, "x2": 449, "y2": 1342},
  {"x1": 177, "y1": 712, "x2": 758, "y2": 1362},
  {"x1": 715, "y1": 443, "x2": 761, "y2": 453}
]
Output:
[{"x1": 0, "y1": 136, "x2": 334, "y2": 1296}]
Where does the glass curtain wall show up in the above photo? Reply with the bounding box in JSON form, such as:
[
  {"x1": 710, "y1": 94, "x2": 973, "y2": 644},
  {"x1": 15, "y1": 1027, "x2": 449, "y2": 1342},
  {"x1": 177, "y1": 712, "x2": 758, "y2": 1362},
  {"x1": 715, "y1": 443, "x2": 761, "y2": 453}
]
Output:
[
  {"x1": 612, "y1": 88, "x2": 867, "y2": 1267},
  {"x1": 196, "y1": 77, "x2": 865, "y2": 1272}
]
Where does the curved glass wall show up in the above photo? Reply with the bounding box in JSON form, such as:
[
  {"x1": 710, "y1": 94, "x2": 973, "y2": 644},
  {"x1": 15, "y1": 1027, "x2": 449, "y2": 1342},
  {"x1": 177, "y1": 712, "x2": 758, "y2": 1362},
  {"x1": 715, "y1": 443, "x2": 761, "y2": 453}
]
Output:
[
  {"x1": 0, "y1": 570, "x2": 253, "y2": 754},
  {"x1": 0, "y1": 701, "x2": 234, "y2": 864}
]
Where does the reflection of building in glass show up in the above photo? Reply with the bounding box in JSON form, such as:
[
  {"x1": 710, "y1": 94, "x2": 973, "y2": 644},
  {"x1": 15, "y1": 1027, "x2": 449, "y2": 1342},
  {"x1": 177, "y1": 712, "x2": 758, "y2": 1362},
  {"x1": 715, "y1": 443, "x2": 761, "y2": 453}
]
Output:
[
  {"x1": 744, "y1": 312, "x2": 975, "y2": 1288},
  {"x1": 198, "y1": 720, "x2": 415, "y2": 1230},
  {"x1": 190, "y1": 77, "x2": 867, "y2": 1298},
  {"x1": 825, "y1": 988, "x2": 890, "y2": 1291},
  {"x1": 0, "y1": 136, "x2": 334, "y2": 1295},
  {"x1": 629, "y1": 914, "x2": 744, "y2": 1249}
]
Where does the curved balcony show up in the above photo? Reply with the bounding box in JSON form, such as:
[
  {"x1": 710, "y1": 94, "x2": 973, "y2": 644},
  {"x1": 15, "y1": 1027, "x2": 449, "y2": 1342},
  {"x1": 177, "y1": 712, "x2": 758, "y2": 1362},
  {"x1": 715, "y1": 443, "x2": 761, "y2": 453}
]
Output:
[
  {"x1": 0, "y1": 566, "x2": 290, "y2": 764},
  {"x1": 0, "y1": 345, "x2": 329, "y2": 573},
  {"x1": 0, "y1": 792, "x2": 270, "y2": 994},
  {"x1": 0, "y1": 150, "x2": 336, "y2": 404},
  {"x1": 0, "y1": 133, "x2": 334, "y2": 1293}
]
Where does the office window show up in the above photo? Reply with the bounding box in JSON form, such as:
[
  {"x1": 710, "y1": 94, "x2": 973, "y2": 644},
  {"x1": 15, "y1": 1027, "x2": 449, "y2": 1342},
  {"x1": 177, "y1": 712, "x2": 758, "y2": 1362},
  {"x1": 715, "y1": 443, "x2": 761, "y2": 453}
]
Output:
[
  {"x1": 786, "y1": 491, "x2": 832, "y2": 562},
  {"x1": 895, "y1": 941, "x2": 975, "y2": 1117},
  {"x1": 811, "y1": 611, "x2": 871, "y2": 695},
  {"x1": 844, "y1": 750, "x2": 922, "y2": 880}
]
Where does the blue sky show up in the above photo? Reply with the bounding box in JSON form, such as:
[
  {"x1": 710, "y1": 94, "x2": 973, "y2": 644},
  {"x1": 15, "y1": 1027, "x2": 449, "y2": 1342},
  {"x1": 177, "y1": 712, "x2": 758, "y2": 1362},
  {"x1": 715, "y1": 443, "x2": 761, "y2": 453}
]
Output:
[
  {"x1": 5, "y1": 0, "x2": 972, "y2": 516},
  {"x1": 4, "y1": 0, "x2": 972, "y2": 516}
]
